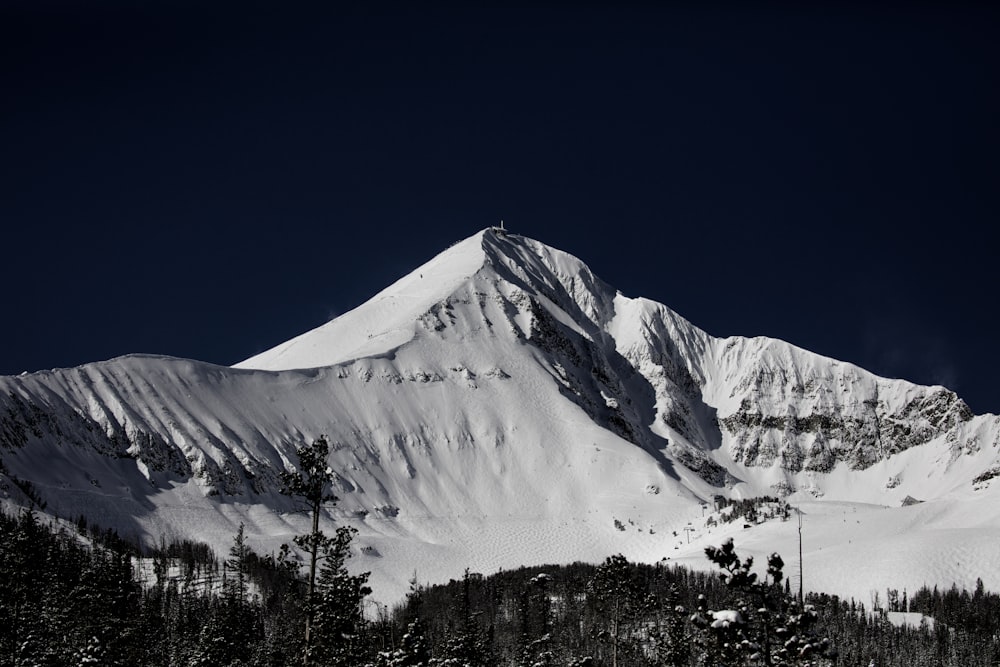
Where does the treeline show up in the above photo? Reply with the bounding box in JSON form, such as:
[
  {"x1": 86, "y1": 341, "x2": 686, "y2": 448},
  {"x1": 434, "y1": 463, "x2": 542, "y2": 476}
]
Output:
[
  {"x1": 1, "y1": 507, "x2": 142, "y2": 664},
  {"x1": 0, "y1": 436, "x2": 372, "y2": 666},
  {"x1": 806, "y1": 589, "x2": 998, "y2": 667},
  {"x1": 910, "y1": 579, "x2": 1000, "y2": 640},
  {"x1": 394, "y1": 553, "x2": 1000, "y2": 666},
  {"x1": 707, "y1": 495, "x2": 791, "y2": 526},
  {"x1": 3, "y1": 505, "x2": 1000, "y2": 665},
  {"x1": 0, "y1": 506, "x2": 307, "y2": 665}
]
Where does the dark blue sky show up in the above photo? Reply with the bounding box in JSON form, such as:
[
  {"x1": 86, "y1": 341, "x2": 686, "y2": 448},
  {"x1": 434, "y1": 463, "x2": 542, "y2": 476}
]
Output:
[{"x1": 2, "y1": 2, "x2": 998, "y2": 413}]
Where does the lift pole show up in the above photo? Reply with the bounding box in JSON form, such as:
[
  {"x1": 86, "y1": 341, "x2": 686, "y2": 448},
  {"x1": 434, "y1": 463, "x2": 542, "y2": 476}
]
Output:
[{"x1": 798, "y1": 508, "x2": 804, "y2": 605}]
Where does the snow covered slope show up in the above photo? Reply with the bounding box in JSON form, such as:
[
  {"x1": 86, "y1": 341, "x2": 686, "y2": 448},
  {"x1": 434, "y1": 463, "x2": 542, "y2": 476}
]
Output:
[{"x1": 2, "y1": 228, "x2": 999, "y2": 604}]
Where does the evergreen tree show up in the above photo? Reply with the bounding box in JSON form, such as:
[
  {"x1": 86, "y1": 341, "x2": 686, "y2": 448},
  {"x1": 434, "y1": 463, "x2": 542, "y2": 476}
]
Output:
[
  {"x1": 585, "y1": 554, "x2": 652, "y2": 667},
  {"x1": 280, "y1": 436, "x2": 373, "y2": 665},
  {"x1": 79, "y1": 546, "x2": 143, "y2": 664},
  {"x1": 647, "y1": 584, "x2": 690, "y2": 667},
  {"x1": 377, "y1": 618, "x2": 433, "y2": 667},
  {"x1": 190, "y1": 524, "x2": 264, "y2": 666},
  {"x1": 309, "y1": 525, "x2": 372, "y2": 666},
  {"x1": 0, "y1": 510, "x2": 47, "y2": 662},
  {"x1": 225, "y1": 522, "x2": 251, "y2": 605},
  {"x1": 437, "y1": 569, "x2": 496, "y2": 667},
  {"x1": 375, "y1": 579, "x2": 433, "y2": 667},
  {"x1": 702, "y1": 538, "x2": 834, "y2": 666},
  {"x1": 517, "y1": 573, "x2": 556, "y2": 667},
  {"x1": 280, "y1": 436, "x2": 339, "y2": 664},
  {"x1": 254, "y1": 545, "x2": 307, "y2": 666},
  {"x1": 76, "y1": 635, "x2": 105, "y2": 665}
]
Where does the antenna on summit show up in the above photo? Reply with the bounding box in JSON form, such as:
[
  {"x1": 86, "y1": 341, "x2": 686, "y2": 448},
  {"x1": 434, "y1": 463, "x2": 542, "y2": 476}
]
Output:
[{"x1": 492, "y1": 219, "x2": 508, "y2": 236}]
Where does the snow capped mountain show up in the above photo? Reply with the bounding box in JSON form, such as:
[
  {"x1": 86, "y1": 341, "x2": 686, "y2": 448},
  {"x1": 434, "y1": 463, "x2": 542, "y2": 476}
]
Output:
[{"x1": 2, "y1": 228, "x2": 999, "y2": 604}]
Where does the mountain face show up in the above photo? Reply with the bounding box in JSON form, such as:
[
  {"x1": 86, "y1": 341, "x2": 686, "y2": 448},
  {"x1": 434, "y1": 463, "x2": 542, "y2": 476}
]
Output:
[{"x1": 2, "y1": 228, "x2": 999, "y2": 603}]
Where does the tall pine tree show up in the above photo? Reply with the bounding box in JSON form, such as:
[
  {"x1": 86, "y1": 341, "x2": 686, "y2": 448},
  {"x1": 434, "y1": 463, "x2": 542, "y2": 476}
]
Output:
[{"x1": 280, "y1": 436, "x2": 371, "y2": 666}]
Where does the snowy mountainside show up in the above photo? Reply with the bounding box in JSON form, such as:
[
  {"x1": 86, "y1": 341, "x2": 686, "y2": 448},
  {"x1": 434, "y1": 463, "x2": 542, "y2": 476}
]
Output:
[{"x1": 2, "y1": 228, "x2": 999, "y2": 604}]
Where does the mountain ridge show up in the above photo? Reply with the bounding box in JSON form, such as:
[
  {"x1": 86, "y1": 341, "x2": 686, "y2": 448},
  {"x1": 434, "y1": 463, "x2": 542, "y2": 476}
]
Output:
[{"x1": 2, "y1": 228, "x2": 998, "y2": 604}]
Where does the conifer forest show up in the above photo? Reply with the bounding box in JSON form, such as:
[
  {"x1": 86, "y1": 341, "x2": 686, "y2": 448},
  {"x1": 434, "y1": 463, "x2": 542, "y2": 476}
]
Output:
[
  {"x1": 4, "y1": 504, "x2": 1000, "y2": 666},
  {"x1": 2, "y1": 439, "x2": 998, "y2": 666}
]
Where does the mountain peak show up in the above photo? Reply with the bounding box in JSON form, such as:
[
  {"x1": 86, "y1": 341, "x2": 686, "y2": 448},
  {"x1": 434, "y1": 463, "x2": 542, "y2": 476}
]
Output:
[
  {"x1": 234, "y1": 228, "x2": 617, "y2": 371},
  {"x1": 235, "y1": 229, "x2": 495, "y2": 371}
]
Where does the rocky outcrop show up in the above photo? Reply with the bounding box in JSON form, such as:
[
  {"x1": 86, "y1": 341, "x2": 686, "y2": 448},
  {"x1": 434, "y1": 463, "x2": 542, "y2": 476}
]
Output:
[{"x1": 719, "y1": 382, "x2": 973, "y2": 472}]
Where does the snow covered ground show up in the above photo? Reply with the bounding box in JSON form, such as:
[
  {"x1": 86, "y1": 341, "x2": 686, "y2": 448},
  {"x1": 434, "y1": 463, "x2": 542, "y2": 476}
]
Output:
[{"x1": 666, "y1": 492, "x2": 1000, "y2": 608}]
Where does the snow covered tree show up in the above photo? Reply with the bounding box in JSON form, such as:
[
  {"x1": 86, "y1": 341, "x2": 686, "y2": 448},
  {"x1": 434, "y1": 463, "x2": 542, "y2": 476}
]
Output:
[
  {"x1": 690, "y1": 592, "x2": 743, "y2": 667},
  {"x1": 76, "y1": 635, "x2": 105, "y2": 665},
  {"x1": 375, "y1": 618, "x2": 432, "y2": 667},
  {"x1": 0, "y1": 509, "x2": 47, "y2": 660},
  {"x1": 700, "y1": 538, "x2": 835, "y2": 666},
  {"x1": 375, "y1": 579, "x2": 433, "y2": 667}
]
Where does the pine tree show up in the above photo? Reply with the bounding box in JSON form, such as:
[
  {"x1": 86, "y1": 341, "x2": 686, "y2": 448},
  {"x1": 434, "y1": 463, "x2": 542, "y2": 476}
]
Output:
[
  {"x1": 0, "y1": 509, "x2": 48, "y2": 661},
  {"x1": 377, "y1": 618, "x2": 432, "y2": 667},
  {"x1": 437, "y1": 569, "x2": 496, "y2": 667},
  {"x1": 225, "y1": 523, "x2": 251, "y2": 606},
  {"x1": 280, "y1": 436, "x2": 339, "y2": 664},
  {"x1": 280, "y1": 436, "x2": 372, "y2": 666},
  {"x1": 648, "y1": 584, "x2": 690, "y2": 667},
  {"x1": 517, "y1": 573, "x2": 556, "y2": 667},
  {"x1": 192, "y1": 524, "x2": 264, "y2": 666},
  {"x1": 64, "y1": 536, "x2": 142, "y2": 664},
  {"x1": 309, "y1": 525, "x2": 372, "y2": 666},
  {"x1": 76, "y1": 635, "x2": 105, "y2": 665},
  {"x1": 585, "y1": 554, "x2": 651, "y2": 667},
  {"x1": 701, "y1": 538, "x2": 835, "y2": 666}
]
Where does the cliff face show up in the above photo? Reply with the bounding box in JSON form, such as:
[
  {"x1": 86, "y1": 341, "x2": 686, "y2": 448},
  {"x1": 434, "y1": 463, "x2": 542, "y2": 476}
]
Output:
[
  {"x1": 610, "y1": 300, "x2": 990, "y2": 496},
  {"x1": 717, "y1": 365, "x2": 975, "y2": 472}
]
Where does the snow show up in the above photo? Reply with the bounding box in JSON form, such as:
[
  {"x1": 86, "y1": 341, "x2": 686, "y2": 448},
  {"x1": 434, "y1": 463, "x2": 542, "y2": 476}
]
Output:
[
  {"x1": 885, "y1": 612, "x2": 935, "y2": 629},
  {"x1": 2, "y1": 227, "x2": 999, "y2": 608},
  {"x1": 665, "y1": 491, "x2": 1000, "y2": 607},
  {"x1": 710, "y1": 609, "x2": 744, "y2": 628},
  {"x1": 235, "y1": 231, "x2": 489, "y2": 370}
]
